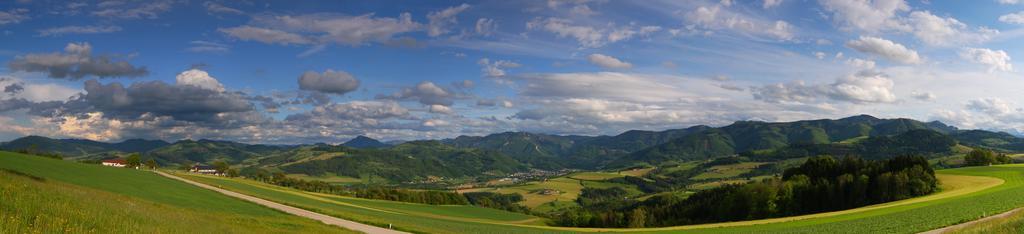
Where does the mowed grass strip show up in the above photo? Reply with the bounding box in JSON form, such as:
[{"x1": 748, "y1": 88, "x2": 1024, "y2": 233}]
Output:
[
  {"x1": 0, "y1": 152, "x2": 352, "y2": 233},
  {"x1": 950, "y1": 208, "x2": 1024, "y2": 234}
]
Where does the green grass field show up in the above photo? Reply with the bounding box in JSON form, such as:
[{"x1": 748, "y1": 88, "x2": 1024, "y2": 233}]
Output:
[
  {"x1": 568, "y1": 171, "x2": 625, "y2": 181},
  {"x1": 690, "y1": 162, "x2": 765, "y2": 180},
  {"x1": 0, "y1": 151, "x2": 353, "y2": 233},
  {"x1": 460, "y1": 176, "x2": 642, "y2": 210},
  {"x1": 180, "y1": 164, "x2": 1024, "y2": 234},
  {"x1": 287, "y1": 173, "x2": 363, "y2": 184},
  {"x1": 180, "y1": 173, "x2": 563, "y2": 233}
]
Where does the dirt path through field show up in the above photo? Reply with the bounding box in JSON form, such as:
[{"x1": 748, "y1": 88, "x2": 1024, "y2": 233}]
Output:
[{"x1": 154, "y1": 171, "x2": 407, "y2": 234}]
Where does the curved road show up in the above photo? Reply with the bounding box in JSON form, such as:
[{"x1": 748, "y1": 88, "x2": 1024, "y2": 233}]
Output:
[{"x1": 154, "y1": 171, "x2": 407, "y2": 234}]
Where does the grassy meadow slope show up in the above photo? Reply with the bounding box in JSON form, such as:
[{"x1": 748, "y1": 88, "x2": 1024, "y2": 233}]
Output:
[
  {"x1": 0, "y1": 151, "x2": 353, "y2": 233},
  {"x1": 181, "y1": 164, "x2": 1024, "y2": 234}
]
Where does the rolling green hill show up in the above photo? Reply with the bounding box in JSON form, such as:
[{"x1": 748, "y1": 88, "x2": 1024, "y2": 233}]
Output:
[
  {"x1": 280, "y1": 140, "x2": 528, "y2": 182},
  {"x1": 0, "y1": 151, "x2": 351, "y2": 233},
  {"x1": 145, "y1": 139, "x2": 289, "y2": 165},
  {"x1": 0, "y1": 136, "x2": 169, "y2": 158}
]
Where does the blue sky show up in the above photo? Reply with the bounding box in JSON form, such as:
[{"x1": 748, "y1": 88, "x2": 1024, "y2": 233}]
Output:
[{"x1": 1, "y1": 0, "x2": 1023, "y2": 144}]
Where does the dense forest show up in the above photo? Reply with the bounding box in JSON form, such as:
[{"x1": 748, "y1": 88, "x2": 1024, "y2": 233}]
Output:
[
  {"x1": 552, "y1": 155, "x2": 938, "y2": 228},
  {"x1": 964, "y1": 149, "x2": 1013, "y2": 166}
]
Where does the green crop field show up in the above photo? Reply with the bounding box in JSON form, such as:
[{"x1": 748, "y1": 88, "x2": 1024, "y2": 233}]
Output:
[
  {"x1": 690, "y1": 162, "x2": 765, "y2": 180},
  {"x1": 568, "y1": 171, "x2": 626, "y2": 181},
  {"x1": 179, "y1": 164, "x2": 1024, "y2": 234},
  {"x1": 950, "y1": 209, "x2": 1024, "y2": 234},
  {"x1": 0, "y1": 151, "x2": 352, "y2": 233},
  {"x1": 287, "y1": 173, "x2": 363, "y2": 184},
  {"x1": 460, "y1": 176, "x2": 642, "y2": 209}
]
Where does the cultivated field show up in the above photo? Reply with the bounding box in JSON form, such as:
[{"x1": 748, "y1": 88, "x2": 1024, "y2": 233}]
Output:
[{"x1": 0, "y1": 151, "x2": 353, "y2": 233}]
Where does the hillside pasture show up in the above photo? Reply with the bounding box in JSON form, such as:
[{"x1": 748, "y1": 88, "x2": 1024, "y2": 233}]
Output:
[{"x1": 0, "y1": 151, "x2": 351, "y2": 233}]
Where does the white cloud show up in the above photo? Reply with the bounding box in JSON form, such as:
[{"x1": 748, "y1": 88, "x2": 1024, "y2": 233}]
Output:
[
  {"x1": 428, "y1": 104, "x2": 454, "y2": 114},
  {"x1": 0, "y1": 76, "x2": 79, "y2": 102},
  {"x1": 526, "y1": 17, "x2": 660, "y2": 48},
  {"x1": 37, "y1": 25, "x2": 122, "y2": 37},
  {"x1": 219, "y1": 26, "x2": 311, "y2": 45},
  {"x1": 527, "y1": 18, "x2": 605, "y2": 47},
  {"x1": 845, "y1": 36, "x2": 922, "y2": 64},
  {"x1": 92, "y1": 1, "x2": 174, "y2": 19},
  {"x1": 752, "y1": 71, "x2": 896, "y2": 104},
  {"x1": 587, "y1": 54, "x2": 633, "y2": 69},
  {"x1": 187, "y1": 40, "x2": 230, "y2": 53},
  {"x1": 829, "y1": 72, "x2": 896, "y2": 103},
  {"x1": 997, "y1": 0, "x2": 1021, "y2": 4},
  {"x1": 221, "y1": 12, "x2": 421, "y2": 47},
  {"x1": 683, "y1": 6, "x2": 794, "y2": 41},
  {"x1": 8, "y1": 42, "x2": 149, "y2": 79},
  {"x1": 203, "y1": 2, "x2": 243, "y2": 15},
  {"x1": 427, "y1": 4, "x2": 470, "y2": 37},
  {"x1": 967, "y1": 98, "x2": 1014, "y2": 116},
  {"x1": 378, "y1": 81, "x2": 457, "y2": 106},
  {"x1": 845, "y1": 58, "x2": 876, "y2": 69},
  {"x1": 911, "y1": 91, "x2": 936, "y2": 101},
  {"x1": 475, "y1": 18, "x2": 497, "y2": 36},
  {"x1": 999, "y1": 11, "x2": 1024, "y2": 24},
  {"x1": 297, "y1": 69, "x2": 361, "y2": 95},
  {"x1": 814, "y1": 51, "x2": 826, "y2": 59},
  {"x1": 908, "y1": 11, "x2": 997, "y2": 46},
  {"x1": 0, "y1": 8, "x2": 29, "y2": 25},
  {"x1": 819, "y1": 0, "x2": 910, "y2": 32},
  {"x1": 176, "y1": 69, "x2": 226, "y2": 92},
  {"x1": 933, "y1": 97, "x2": 1024, "y2": 135},
  {"x1": 764, "y1": 0, "x2": 783, "y2": 8},
  {"x1": 570, "y1": 5, "x2": 597, "y2": 16},
  {"x1": 960, "y1": 47, "x2": 1013, "y2": 73},
  {"x1": 477, "y1": 58, "x2": 521, "y2": 77}
]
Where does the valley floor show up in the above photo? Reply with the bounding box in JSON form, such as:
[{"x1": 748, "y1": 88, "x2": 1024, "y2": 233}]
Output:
[{"x1": 176, "y1": 165, "x2": 1024, "y2": 233}]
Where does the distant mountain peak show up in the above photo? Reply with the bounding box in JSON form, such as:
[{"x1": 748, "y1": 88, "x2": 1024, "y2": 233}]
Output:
[{"x1": 343, "y1": 135, "x2": 388, "y2": 149}]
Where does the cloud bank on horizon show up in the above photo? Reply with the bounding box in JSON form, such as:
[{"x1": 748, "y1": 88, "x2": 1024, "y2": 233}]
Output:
[{"x1": 0, "y1": 0, "x2": 1023, "y2": 144}]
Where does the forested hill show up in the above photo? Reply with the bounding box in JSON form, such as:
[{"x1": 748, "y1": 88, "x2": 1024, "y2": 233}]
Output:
[
  {"x1": 615, "y1": 116, "x2": 964, "y2": 166},
  {"x1": 442, "y1": 115, "x2": 987, "y2": 168}
]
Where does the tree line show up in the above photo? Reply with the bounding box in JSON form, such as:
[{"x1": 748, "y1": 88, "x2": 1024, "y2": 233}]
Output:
[
  {"x1": 964, "y1": 149, "x2": 1013, "y2": 166},
  {"x1": 552, "y1": 155, "x2": 938, "y2": 228}
]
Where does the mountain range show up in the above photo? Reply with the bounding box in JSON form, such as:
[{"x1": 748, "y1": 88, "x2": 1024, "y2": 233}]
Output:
[{"x1": 3, "y1": 115, "x2": 1022, "y2": 182}]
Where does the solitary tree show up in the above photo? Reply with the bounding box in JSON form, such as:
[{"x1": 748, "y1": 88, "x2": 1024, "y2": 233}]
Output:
[
  {"x1": 212, "y1": 160, "x2": 230, "y2": 173},
  {"x1": 125, "y1": 153, "x2": 142, "y2": 168},
  {"x1": 226, "y1": 168, "x2": 240, "y2": 178},
  {"x1": 144, "y1": 159, "x2": 158, "y2": 169}
]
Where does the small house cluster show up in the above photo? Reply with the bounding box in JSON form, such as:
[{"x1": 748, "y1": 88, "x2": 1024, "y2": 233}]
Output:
[
  {"x1": 101, "y1": 159, "x2": 127, "y2": 167},
  {"x1": 189, "y1": 165, "x2": 223, "y2": 176}
]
